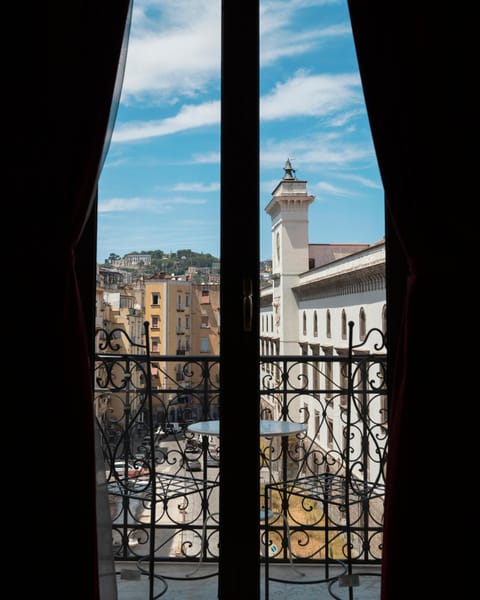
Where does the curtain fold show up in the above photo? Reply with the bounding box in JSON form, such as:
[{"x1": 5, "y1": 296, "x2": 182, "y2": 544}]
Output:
[
  {"x1": 48, "y1": 1, "x2": 132, "y2": 597},
  {"x1": 347, "y1": 3, "x2": 466, "y2": 598}
]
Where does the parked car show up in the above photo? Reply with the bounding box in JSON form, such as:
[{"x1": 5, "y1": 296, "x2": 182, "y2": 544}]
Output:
[
  {"x1": 165, "y1": 422, "x2": 183, "y2": 434},
  {"x1": 206, "y1": 455, "x2": 220, "y2": 468},
  {"x1": 184, "y1": 441, "x2": 200, "y2": 454},
  {"x1": 155, "y1": 446, "x2": 168, "y2": 459},
  {"x1": 108, "y1": 460, "x2": 149, "y2": 479},
  {"x1": 184, "y1": 457, "x2": 202, "y2": 472}
]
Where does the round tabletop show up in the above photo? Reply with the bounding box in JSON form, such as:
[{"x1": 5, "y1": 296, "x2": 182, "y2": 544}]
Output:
[{"x1": 187, "y1": 419, "x2": 306, "y2": 438}]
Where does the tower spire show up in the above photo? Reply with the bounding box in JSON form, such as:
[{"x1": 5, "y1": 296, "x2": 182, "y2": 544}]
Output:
[{"x1": 283, "y1": 158, "x2": 296, "y2": 180}]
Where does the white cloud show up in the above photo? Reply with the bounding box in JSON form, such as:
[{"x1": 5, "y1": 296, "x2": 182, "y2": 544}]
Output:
[
  {"x1": 112, "y1": 101, "x2": 220, "y2": 142},
  {"x1": 314, "y1": 180, "x2": 351, "y2": 195},
  {"x1": 329, "y1": 109, "x2": 363, "y2": 127},
  {"x1": 121, "y1": 0, "x2": 348, "y2": 104},
  {"x1": 260, "y1": 0, "x2": 344, "y2": 34},
  {"x1": 172, "y1": 197, "x2": 209, "y2": 205},
  {"x1": 341, "y1": 173, "x2": 383, "y2": 189},
  {"x1": 261, "y1": 22, "x2": 351, "y2": 66},
  {"x1": 173, "y1": 182, "x2": 220, "y2": 192},
  {"x1": 260, "y1": 131, "x2": 372, "y2": 173},
  {"x1": 190, "y1": 151, "x2": 221, "y2": 164},
  {"x1": 99, "y1": 196, "x2": 207, "y2": 213},
  {"x1": 112, "y1": 70, "x2": 361, "y2": 144},
  {"x1": 98, "y1": 197, "x2": 160, "y2": 212},
  {"x1": 122, "y1": 0, "x2": 221, "y2": 102},
  {"x1": 261, "y1": 71, "x2": 362, "y2": 120}
]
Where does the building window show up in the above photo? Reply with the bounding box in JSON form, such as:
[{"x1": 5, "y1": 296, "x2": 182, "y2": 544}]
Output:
[
  {"x1": 177, "y1": 316, "x2": 184, "y2": 334},
  {"x1": 300, "y1": 343, "x2": 308, "y2": 382},
  {"x1": 302, "y1": 311, "x2": 307, "y2": 336},
  {"x1": 185, "y1": 294, "x2": 190, "y2": 307},
  {"x1": 185, "y1": 315, "x2": 190, "y2": 329},
  {"x1": 151, "y1": 337, "x2": 160, "y2": 353},
  {"x1": 151, "y1": 315, "x2": 160, "y2": 329},
  {"x1": 313, "y1": 311, "x2": 318, "y2": 337},
  {"x1": 151, "y1": 293, "x2": 160, "y2": 306},
  {"x1": 303, "y1": 402, "x2": 309, "y2": 428},
  {"x1": 342, "y1": 425, "x2": 348, "y2": 454},
  {"x1": 324, "y1": 348, "x2": 333, "y2": 400},
  {"x1": 310, "y1": 344, "x2": 320, "y2": 398},
  {"x1": 200, "y1": 337, "x2": 210, "y2": 353},
  {"x1": 327, "y1": 418, "x2": 334, "y2": 448},
  {"x1": 359, "y1": 307, "x2": 366, "y2": 340},
  {"x1": 382, "y1": 303, "x2": 387, "y2": 334},
  {"x1": 175, "y1": 364, "x2": 184, "y2": 381},
  {"x1": 380, "y1": 394, "x2": 388, "y2": 427},
  {"x1": 338, "y1": 354, "x2": 348, "y2": 408},
  {"x1": 341, "y1": 309, "x2": 347, "y2": 340},
  {"x1": 314, "y1": 409, "x2": 320, "y2": 436},
  {"x1": 326, "y1": 309, "x2": 331, "y2": 338},
  {"x1": 200, "y1": 289, "x2": 210, "y2": 304},
  {"x1": 200, "y1": 314, "x2": 209, "y2": 328},
  {"x1": 177, "y1": 293, "x2": 184, "y2": 310}
]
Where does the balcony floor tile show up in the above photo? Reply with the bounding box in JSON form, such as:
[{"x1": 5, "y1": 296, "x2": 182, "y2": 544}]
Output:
[{"x1": 115, "y1": 562, "x2": 381, "y2": 599}]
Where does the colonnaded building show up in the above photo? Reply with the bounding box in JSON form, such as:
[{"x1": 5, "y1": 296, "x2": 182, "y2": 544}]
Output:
[{"x1": 260, "y1": 160, "x2": 387, "y2": 493}]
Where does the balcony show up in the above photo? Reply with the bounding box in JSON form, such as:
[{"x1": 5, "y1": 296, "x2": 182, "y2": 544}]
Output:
[
  {"x1": 95, "y1": 326, "x2": 387, "y2": 599},
  {"x1": 116, "y1": 562, "x2": 382, "y2": 598}
]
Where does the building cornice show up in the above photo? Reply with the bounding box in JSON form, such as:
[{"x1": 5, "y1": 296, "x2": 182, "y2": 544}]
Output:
[{"x1": 292, "y1": 263, "x2": 385, "y2": 300}]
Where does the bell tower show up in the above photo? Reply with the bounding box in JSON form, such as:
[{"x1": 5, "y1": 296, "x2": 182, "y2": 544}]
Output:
[
  {"x1": 265, "y1": 159, "x2": 315, "y2": 276},
  {"x1": 265, "y1": 160, "x2": 315, "y2": 354}
]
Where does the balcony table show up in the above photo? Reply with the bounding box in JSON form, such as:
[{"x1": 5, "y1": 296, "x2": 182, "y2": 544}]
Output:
[
  {"x1": 187, "y1": 419, "x2": 308, "y2": 578},
  {"x1": 188, "y1": 418, "x2": 306, "y2": 439},
  {"x1": 187, "y1": 418, "x2": 307, "y2": 492}
]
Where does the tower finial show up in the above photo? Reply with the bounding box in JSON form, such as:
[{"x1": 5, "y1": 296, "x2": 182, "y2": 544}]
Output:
[{"x1": 283, "y1": 158, "x2": 296, "y2": 180}]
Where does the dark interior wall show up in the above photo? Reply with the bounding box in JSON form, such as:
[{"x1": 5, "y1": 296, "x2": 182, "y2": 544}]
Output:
[{"x1": 28, "y1": 2, "x2": 470, "y2": 598}]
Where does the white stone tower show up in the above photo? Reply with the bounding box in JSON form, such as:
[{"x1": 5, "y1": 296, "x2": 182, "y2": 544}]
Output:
[{"x1": 265, "y1": 159, "x2": 315, "y2": 354}]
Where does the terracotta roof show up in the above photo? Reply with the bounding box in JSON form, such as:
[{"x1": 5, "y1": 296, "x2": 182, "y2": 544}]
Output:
[{"x1": 308, "y1": 243, "x2": 371, "y2": 268}]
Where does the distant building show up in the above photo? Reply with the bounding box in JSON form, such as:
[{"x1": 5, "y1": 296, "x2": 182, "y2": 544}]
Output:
[{"x1": 111, "y1": 253, "x2": 152, "y2": 267}]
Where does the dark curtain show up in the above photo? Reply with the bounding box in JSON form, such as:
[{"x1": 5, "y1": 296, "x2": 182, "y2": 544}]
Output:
[
  {"x1": 348, "y1": 3, "x2": 467, "y2": 598},
  {"x1": 39, "y1": 1, "x2": 469, "y2": 596},
  {"x1": 47, "y1": 1, "x2": 132, "y2": 597}
]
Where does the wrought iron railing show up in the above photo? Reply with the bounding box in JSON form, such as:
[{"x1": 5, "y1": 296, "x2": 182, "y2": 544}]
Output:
[{"x1": 94, "y1": 323, "x2": 387, "y2": 570}]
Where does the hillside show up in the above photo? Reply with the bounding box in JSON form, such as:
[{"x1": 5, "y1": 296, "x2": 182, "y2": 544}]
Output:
[{"x1": 102, "y1": 249, "x2": 219, "y2": 276}]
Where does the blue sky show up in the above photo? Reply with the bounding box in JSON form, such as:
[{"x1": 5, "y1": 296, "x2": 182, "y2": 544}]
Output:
[{"x1": 97, "y1": 0, "x2": 384, "y2": 264}]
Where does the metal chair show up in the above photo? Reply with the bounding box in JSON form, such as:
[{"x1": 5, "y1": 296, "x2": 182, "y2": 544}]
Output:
[{"x1": 264, "y1": 321, "x2": 387, "y2": 599}]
